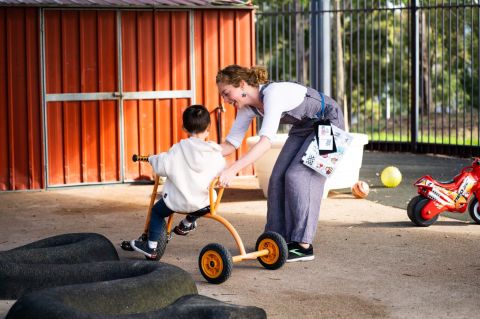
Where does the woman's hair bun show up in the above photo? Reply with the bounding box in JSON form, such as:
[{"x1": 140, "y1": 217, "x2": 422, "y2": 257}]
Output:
[
  {"x1": 250, "y1": 66, "x2": 269, "y2": 85},
  {"x1": 216, "y1": 64, "x2": 269, "y2": 87}
]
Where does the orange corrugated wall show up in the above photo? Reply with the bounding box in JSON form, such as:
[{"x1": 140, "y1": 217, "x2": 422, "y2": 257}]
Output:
[
  {"x1": 1, "y1": 7, "x2": 256, "y2": 190},
  {"x1": 123, "y1": 9, "x2": 256, "y2": 180},
  {"x1": 45, "y1": 10, "x2": 120, "y2": 186},
  {"x1": 0, "y1": 7, "x2": 43, "y2": 191},
  {"x1": 122, "y1": 11, "x2": 191, "y2": 181},
  {"x1": 194, "y1": 9, "x2": 256, "y2": 176}
]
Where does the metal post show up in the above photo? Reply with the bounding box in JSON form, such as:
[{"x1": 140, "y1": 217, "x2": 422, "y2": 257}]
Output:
[
  {"x1": 189, "y1": 10, "x2": 196, "y2": 105},
  {"x1": 319, "y1": 0, "x2": 332, "y2": 96},
  {"x1": 313, "y1": 0, "x2": 331, "y2": 95},
  {"x1": 39, "y1": 8, "x2": 48, "y2": 188},
  {"x1": 116, "y1": 10, "x2": 125, "y2": 182},
  {"x1": 310, "y1": 0, "x2": 318, "y2": 89},
  {"x1": 410, "y1": 0, "x2": 419, "y2": 151},
  {"x1": 295, "y1": 0, "x2": 304, "y2": 84}
]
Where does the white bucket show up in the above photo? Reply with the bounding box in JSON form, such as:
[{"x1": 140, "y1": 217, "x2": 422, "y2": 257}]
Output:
[{"x1": 247, "y1": 133, "x2": 368, "y2": 198}]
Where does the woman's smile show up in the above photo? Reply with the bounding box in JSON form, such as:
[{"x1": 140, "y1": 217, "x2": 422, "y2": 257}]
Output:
[{"x1": 218, "y1": 84, "x2": 243, "y2": 108}]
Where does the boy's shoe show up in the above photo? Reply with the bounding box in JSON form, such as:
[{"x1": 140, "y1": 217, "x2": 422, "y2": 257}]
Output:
[
  {"x1": 173, "y1": 221, "x2": 197, "y2": 236},
  {"x1": 287, "y1": 243, "x2": 315, "y2": 262},
  {"x1": 130, "y1": 240, "x2": 157, "y2": 259}
]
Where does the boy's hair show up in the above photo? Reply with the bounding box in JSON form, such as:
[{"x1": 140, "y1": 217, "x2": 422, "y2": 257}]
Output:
[{"x1": 183, "y1": 105, "x2": 211, "y2": 134}]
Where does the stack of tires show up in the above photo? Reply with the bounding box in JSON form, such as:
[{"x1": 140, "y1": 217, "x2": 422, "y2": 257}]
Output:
[{"x1": 0, "y1": 233, "x2": 266, "y2": 319}]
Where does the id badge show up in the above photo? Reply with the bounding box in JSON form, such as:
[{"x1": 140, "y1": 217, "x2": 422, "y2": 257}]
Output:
[
  {"x1": 318, "y1": 135, "x2": 334, "y2": 151},
  {"x1": 317, "y1": 124, "x2": 333, "y2": 151},
  {"x1": 314, "y1": 118, "x2": 337, "y2": 155}
]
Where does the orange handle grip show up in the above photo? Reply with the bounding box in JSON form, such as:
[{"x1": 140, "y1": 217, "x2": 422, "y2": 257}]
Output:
[{"x1": 208, "y1": 178, "x2": 225, "y2": 215}]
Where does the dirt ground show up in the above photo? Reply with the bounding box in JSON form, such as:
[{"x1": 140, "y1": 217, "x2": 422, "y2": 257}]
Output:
[{"x1": 1, "y1": 177, "x2": 479, "y2": 319}]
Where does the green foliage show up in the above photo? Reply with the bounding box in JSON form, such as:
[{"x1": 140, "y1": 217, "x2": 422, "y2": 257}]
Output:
[
  {"x1": 255, "y1": 0, "x2": 479, "y2": 145},
  {"x1": 252, "y1": 0, "x2": 309, "y2": 8}
]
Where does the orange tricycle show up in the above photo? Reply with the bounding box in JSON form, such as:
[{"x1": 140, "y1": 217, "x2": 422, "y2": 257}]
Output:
[{"x1": 121, "y1": 154, "x2": 288, "y2": 284}]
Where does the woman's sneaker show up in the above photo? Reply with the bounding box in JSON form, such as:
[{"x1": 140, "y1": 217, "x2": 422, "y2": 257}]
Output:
[
  {"x1": 287, "y1": 243, "x2": 314, "y2": 262},
  {"x1": 130, "y1": 240, "x2": 157, "y2": 259},
  {"x1": 173, "y1": 220, "x2": 197, "y2": 236}
]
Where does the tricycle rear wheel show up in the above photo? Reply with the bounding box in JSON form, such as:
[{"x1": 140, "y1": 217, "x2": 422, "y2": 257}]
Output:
[
  {"x1": 407, "y1": 195, "x2": 438, "y2": 227},
  {"x1": 255, "y1": 231, "x2": 288, "y2": 270}
]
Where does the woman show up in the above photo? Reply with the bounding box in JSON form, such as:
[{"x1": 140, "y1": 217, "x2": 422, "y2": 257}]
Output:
[{"x1": 216, "y1": 65, "x2": 344, "y2": 262}]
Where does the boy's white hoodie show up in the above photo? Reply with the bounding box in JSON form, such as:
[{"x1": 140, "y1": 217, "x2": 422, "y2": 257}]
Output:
[{"x1": 148, "y1": 137, "x2": 226, "y2": 213}]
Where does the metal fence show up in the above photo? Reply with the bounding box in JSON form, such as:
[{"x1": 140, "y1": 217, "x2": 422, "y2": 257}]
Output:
[{"x1": 255, "y1": 0, "x2": 479, "y2": 157}]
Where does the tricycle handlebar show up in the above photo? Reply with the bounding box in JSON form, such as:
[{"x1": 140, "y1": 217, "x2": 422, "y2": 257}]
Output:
[{"x1": 132, "y1": 154, "x2": 149, "y2": 162}]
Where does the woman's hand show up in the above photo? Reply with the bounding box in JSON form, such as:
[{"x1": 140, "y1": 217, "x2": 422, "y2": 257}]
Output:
[
  {"x1": 218, "y1": 166, "x2": 238, "y2": 187},
  {"x1": 217, "y1": 136, "x2": 272, "y2": 187}
]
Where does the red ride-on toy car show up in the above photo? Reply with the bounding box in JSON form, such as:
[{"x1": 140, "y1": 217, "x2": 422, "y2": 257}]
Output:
[{"x1": 407, "y1": 157, "x2": 480, "y2": 227}]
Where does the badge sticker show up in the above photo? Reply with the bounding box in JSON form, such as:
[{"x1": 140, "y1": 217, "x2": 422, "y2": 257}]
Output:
[{"x1": 317, "y1": 135, "x2": 333, "y2": 151}]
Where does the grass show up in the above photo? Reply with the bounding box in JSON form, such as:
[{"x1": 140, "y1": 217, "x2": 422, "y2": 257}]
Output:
[{"x1": 359, "y1": 131, "x2": 479, "y2": 146}]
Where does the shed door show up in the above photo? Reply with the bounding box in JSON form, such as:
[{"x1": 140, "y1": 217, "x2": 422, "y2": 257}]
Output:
[
  {"x1": 44, "y1": 9, "x2": 193, "y2": 186},
  {"x1": 121, "y1": 11, "x2": 192, "y2": 181}
]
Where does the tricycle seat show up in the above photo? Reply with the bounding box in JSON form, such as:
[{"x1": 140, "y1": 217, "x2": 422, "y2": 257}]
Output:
[{"x1": 187, "y1": 206, "x2": 211, "y2": 217}]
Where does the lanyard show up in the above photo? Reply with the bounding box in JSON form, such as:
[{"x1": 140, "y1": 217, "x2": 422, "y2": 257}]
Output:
[
  {"x1": 319, "y1": 92, "x2": 325, "y2": 119},
  {"x1": 313, "y1": 92, "x2": 336, "y2": 154},
  {"x1": 310, "y1": 91, "x2": 325, "y2": 119}
]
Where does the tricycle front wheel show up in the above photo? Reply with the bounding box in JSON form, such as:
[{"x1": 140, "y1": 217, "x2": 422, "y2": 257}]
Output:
[{"x1": 198, "y1": 243, "x2": 233, "y2": 284}]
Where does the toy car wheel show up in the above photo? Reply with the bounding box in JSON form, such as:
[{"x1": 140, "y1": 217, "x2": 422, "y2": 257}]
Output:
[
  {"x1": 468, "y1": 196, "x2": 480, "y2": 224},
  {"x1": 145, "y1": 220, "x2": 168, "y2": 261},
  {"x1": 255, "y1": 231, "x2": 288, "y2": 270},
  {"x1": 407, "y1": 195, "x2": 438, "y2": 227},
  {"x1": 198, "y1": 243, "x2": 232, "y2": 284}
]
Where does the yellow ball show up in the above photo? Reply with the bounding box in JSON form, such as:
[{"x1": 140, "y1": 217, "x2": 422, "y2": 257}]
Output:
[{"x1": 380, "y1": 166, "x2": 402, "y2": 188}]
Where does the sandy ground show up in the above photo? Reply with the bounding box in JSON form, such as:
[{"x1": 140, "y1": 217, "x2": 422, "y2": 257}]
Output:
[{"x1": 1, "y1": 177, "x2": 479, "y2": 319}]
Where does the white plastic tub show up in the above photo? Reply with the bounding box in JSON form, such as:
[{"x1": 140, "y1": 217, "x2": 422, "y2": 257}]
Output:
[
  {"x1": 247, "y1": 133, "x2": 368, "y2": 198},
  {"x1": 246, "y1": 134, "x2": 289, "y2": 198}
]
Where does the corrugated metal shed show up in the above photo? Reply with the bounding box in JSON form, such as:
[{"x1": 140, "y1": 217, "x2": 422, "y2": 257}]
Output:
[
  {"x1": 0, "y1": 0, "x2": 253, "y2": 8},
  {"x1": 0, "y1": 3, "x2": 256, "y2": 190}
]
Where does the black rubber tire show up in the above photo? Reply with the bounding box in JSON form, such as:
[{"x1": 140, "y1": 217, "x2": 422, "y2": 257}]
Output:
[
  {"x1": 0, "y1": 233, "x2": 118, "y2": 264},
  {"x1": 255, "y1": 231, "x2": 288, "y2": 270},
  {"x1": 4, "y1": 261, "x2": 199, "y2": 317},
  {"x1": 6, "y1": 282, "x2": 267, "y2": 319},
  {"x1": 407, "y1": 195, "x2": 438, "y2": 227},
  {"x1": 198, "y1": 243, "x2": 233, "y2": 284},
  {"x1": 468, "y1": 196, "x2": 480, "y2": 224}
]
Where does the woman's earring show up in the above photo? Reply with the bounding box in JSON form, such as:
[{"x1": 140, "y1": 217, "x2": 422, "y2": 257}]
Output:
[{"x1": 241, "y1": 91, "x2": 247, "y2": 98}]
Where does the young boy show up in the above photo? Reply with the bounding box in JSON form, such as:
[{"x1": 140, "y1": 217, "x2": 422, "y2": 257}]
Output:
[{"x1": 131, "y1": 105, "x2": 226, "y2": 259}]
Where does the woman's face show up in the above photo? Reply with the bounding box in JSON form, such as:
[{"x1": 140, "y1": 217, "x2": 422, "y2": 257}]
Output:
[{"x1": 217, "y1": 82, "x2": 246, "y2": 109}]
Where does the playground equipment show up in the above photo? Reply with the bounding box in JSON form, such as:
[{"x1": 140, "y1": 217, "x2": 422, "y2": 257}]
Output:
[
  {"x1": 121, "y1": 154, "x2": 288, "y2": 284},
  {"x1": 408, "y1": 157, "x2": 480, "y2": 226},
  {"x1": 351, "y1": 180, "x2": 369, "y2": 199},
  {"x1": 381, "y1": 166, "x2": 402, "y2": 188}
]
